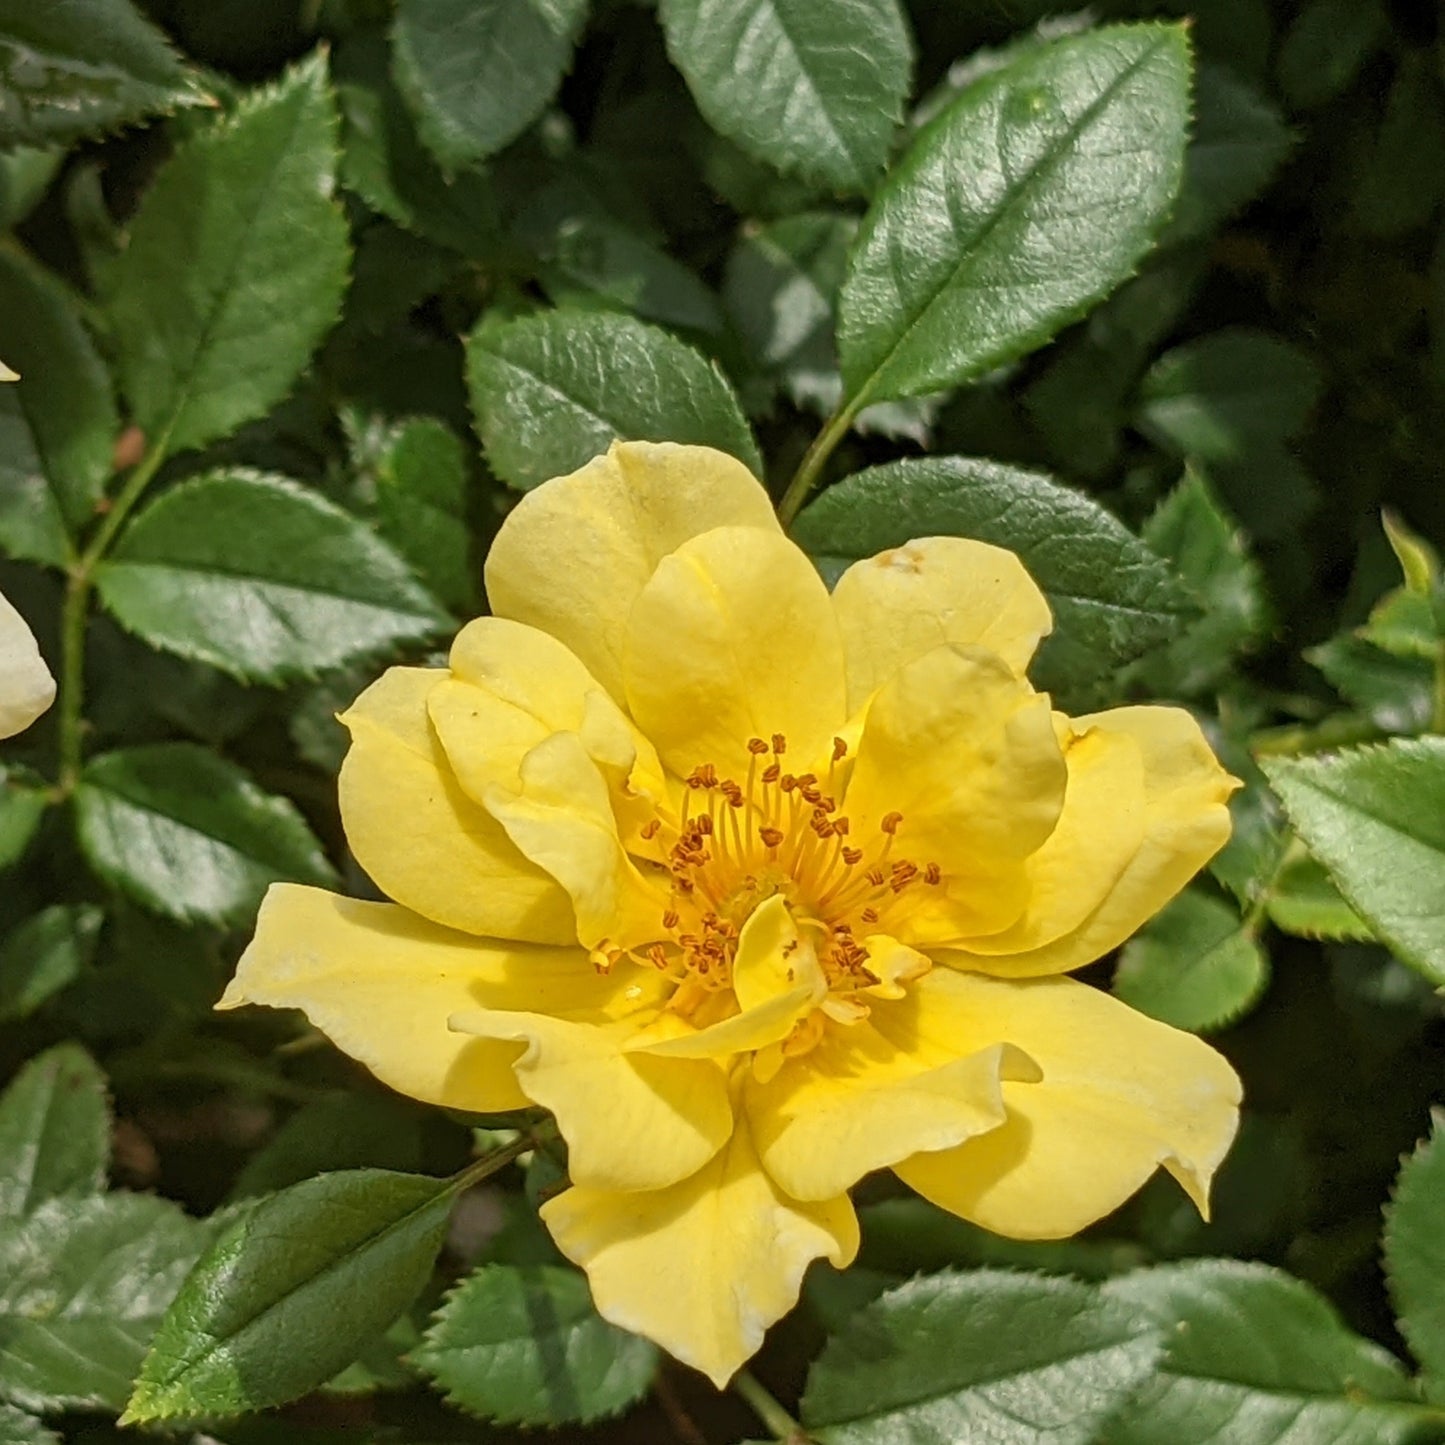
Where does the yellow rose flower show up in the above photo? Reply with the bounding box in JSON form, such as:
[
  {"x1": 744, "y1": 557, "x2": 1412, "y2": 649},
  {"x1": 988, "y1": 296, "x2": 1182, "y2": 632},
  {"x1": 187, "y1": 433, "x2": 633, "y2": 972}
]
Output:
[{"x1": 221, "y1": 441, "x2": 1242, "y2": 1387}]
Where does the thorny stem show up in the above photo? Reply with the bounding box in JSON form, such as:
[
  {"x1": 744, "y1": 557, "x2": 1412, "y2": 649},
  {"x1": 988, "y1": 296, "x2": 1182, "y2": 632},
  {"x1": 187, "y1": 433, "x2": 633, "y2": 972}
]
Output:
[
  {"x1": 733, "y1": 1370, "x2": 812, "y2": 1444},
  {"x1": 777, "y1": 399, "x2": 860, "y2": 528}
]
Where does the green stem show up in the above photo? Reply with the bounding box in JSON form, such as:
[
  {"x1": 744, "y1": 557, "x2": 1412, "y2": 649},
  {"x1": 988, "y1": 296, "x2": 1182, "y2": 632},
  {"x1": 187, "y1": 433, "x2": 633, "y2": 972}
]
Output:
[
  {"x1": 733, "y1": 1370, "x2": 810, "y2": 1443},
  {"x1": 776, "y1": 399, "x2": 860, "y2": 529},
  {"x1": 56, "y1": 438, "x2": 170, "y2": 793},
  {"x1": 1432, "y1": 639, "x2": 1445, "y2": 735},
  {"x1": 451, "y1": 1128, "x2": 541, "y2": 1192},
  {"x1": 1251, "y1": 712, "x2": 1388, "y2": 759}
]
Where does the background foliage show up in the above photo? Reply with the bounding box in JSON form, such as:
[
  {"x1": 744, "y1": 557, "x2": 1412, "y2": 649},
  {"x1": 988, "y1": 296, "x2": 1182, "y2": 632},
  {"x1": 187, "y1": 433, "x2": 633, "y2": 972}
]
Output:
[{"x1": 1, "y1": 0, "x2": 1445, "y2": 1440}]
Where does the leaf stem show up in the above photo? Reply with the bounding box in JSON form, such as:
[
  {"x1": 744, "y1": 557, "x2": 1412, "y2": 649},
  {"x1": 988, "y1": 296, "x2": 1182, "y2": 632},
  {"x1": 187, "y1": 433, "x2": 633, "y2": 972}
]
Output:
[
  {"x1": 452, "y1": 1121, "x2": 554, "y2": 1193},
  {"x1": 777, "y1": 399, "x2": 860, "y2": 528},
  {"x1": 733, "y1": 1370, "x2": 811, "y2": 1443}
]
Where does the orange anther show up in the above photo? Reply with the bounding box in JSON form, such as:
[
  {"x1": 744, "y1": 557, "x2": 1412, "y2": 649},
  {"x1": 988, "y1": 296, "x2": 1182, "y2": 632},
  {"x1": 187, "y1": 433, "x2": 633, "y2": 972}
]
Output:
[
  {"x1": 640, "y1": 818, "x2": 661, "y2": 840},
  {"x1": 833, "y1": 817, "x2": 850, "y2": 836},
  {"x1": 771, "y1": 733, "x2": 787, "y2": 754},
  {"x1": 663, "y1": 909, "x2": 680, "y2": 929},
  {"x1": 861, "y1": 906, "x2": 879, "y2": 923},
  {"x1": 925, "y1": 862, "x2": 942, "y2": 885},
  {"x1": 881, "y1": 811, "x2": 903, "y2": 834},
  {"x1": 748, "y1": 737, "x2": 770, "y2": 754},
  {"x1": 760, "y1": 826, "x2": 785, "y2": 848},
  {"x1": 762, "y1": 763, "x2": 781, "y2": 784},
  {"x1": 842, "y1": 846, "x2": 863, "y2": 865},
  {"x1": 832, "y1": 737, "x2": 848, "y2": 762}
]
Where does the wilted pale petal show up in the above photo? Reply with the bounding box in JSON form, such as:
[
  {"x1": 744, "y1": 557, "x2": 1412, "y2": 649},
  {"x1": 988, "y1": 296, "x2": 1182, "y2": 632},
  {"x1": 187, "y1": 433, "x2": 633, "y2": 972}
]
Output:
[
  {"x1": 625, "y1": 526, "x2": 848, "y2": 779},
  {"x1": 338, "y1": 668, "x2": 574, "y2": 943},
  {"x1": 449, "y1": 1006, "x2": 731, "y2": 1193},
  {"x1": 940, "y1": 706, "x2": 1235, "y2": 975},
  {"x1": 0, "y1": 589, "x2": 55, "y2": 740},
  {"x1": 894, "y1": 972, "x2": 1241, "y2": 1238},
  {"x1": 541, "y1": 1117, "x2": 858, "y2": 1388},
  {"x1": 219, "y1": 885, "x2": 614, "y2": 1113},
  {"x1": 0, "y1": 360, "x2": 18, "y2": 382},
  {"x1": 485, "y1": 441, "x2": 780, "y2": 700},
  {"x1": 832, "y1": 537, "x2": 1053, "y2": 711}
]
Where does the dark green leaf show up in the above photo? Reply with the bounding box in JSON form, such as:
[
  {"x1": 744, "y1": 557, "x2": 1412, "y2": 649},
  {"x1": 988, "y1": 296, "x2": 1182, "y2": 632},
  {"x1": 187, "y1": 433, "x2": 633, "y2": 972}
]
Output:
[
  {"x1": 106, "y1": 52, "x2": 350, "y2": 454},
  {"x1": 0, "y1": 1043, "x2": 108, "y2": 1223},
  {"x1": 1101, "y1": 1260, "x2": 1430, "y2": 1443},
  {"x1": 392, "y1": 0, "x2": 588, "y2": 168},
  {"x1": 95, "y1": 470, "x2": 448, "y2": 683},
  {"x1": 74, "y1": 743, "x2": 337, "y2": 927},
  {"x1": 0, "y1": 1405, "x2": 58, "y2": 1445},
  {"x1": 792, "y1": 456, "x2": 1194, "y2": 703},
  {"x1": 1352, "y1": 55, "x2": 1445, "y2": 237},
  {"x1": 658, "y1": 0, "x2": 912, "y2": 192},
  {"x1": 1136, "y1": 328, "x2": 1321, "y2": 461},
  {"x1": 1265, "y1": 853, "x2": 1372, "y2": 942},
  {"x1": 800, "y1": 1269, "x2": 1162, "y2": 1444},
  {"x1": 837, "y1": 24, "x2": 1190, "y2": 408},
  {"x1": 0, "y1": 148, "x2": 61, "y2": 233},
  {"x1": 1276, "y1": 0, "x2": 1386, "y2": 111},
  {"x1": 0, "y1": 0, "x2": 207, "y2": 147},
  {"x1": 1262, "y1": 739, "x2": 1445, "y2": 985},
  {"x1": 0, "y1": 249, "x2": 119, "y2": 556},
  {"x1": 1114, "y1": 888, "x2": 1268, "y2": 1033},
  {"x1": 1385, "y1": 1114, "x2": 1445, "y2": 1399},
  {"x1": 0, "y1": 904, "x2": 103, "y2": 1023},
  {"x1": 0, "y1": 774, "x2": 48, "y2": 872},
  {"x1": 0, "y1": 1193, "x2": 212, "y2": 1413},
  {"x1": 467, "y1": 309, "x2": 761, "y2": 491},
  {"x1": 124, "y1": 1169, "x2": 456, "y2": 1421},
  {"x1": 411, "y1": 1263, "x2": 657, "y2": 1426}
]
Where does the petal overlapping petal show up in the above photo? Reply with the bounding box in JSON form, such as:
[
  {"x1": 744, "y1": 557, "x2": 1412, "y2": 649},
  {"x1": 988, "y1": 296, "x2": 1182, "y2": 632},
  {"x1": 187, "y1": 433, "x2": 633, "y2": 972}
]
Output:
[
  {"x1": 485, "y1": 441, "x2": 780, "y2": 700},
  {"x1": 218, "y1": 885, "x2": 612, "y2": 1112},
  {"x1": 843, "y1": 645, "x2": 1067, "y2": 942},
  {"x1": 625, "y1": 526, "x2": 848, "y2": 779},
  {"x1": 893, "y1": 972, "x2": 1241, "y2": 1238},
  {"x1": 540, "y1": 1115, "x2": 858, "y2": 1388},
  {"x1": 0, "y1": 589, "x2": 55, "y2": 740},
  {"x1": 939, "y1": 706, "x2": 1236, "y2": 975},
  {"x1": 338, "y1": 668, "x2": 574, "y2": 944},
  {"x1": 832, "y1": 537, "x2": 1053, "y2": 711}
]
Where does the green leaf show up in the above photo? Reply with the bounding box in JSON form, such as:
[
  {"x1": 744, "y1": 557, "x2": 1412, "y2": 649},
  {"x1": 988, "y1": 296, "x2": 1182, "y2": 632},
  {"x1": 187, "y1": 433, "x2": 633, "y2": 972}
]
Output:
[
  {"x1": 0, "y1": 0, "x2": 207, "y2": 147},
  {"x1": 1265, "y1": 853, "x2": 1372, "y2": 942},
  {"x1": 837, "y1": 24, "x2": 1191, "y2": 409},
  {"x1": 392, "y1": 0, "x2": 588, "y2": 168},
  {"x1": 106, "y1": 52, "x2": 350, "y2": 455},
  {"x1": 1308, "y1": 635, "x2": 1434, "y2": 735},
  {"x1": 658, "y1": 0, "x2": 912, "y2": 192},
  {"x1": 0, "y1": 1192, "x2": 212, "y2": 1414},
  {"x1": 1385, "y1": 1114, "x2": 1445, "y2": 1399},
  {"x1": 1101, "y1": 1260, "x2": 1431, "y2": 1443},
  {"x1": 467, "y1": 309, "x2": 761, "y2": 491},
  {"x1": 0, "y1": 904, "x2": 103, "y2": 1023},
  {"x1": 124, "y1": 1169, "x2": 457, "y2": 1422},
  {"x1": 74, "y1": 743, "x2": 337, "y2": 927},
  {"x1": 791, "y1": 456, "x2": 1194, "y2": 704},
  {"x1": 800, "y1": 1269, "x2": 1162, "y2": 1444},
  {"x1": 0, "y1": 1405, "x2": 58, "y2": 1445},
  {"x1": 1262, "y1": 739, "x2": 1445, "y2": 985},
  {"x1": 1114, "y1": 888, "x2": 1268, "y2": 1033},
  {"x1": 1352, "y1": 54, "x2": 1445, "y2": 238},
  {"x1": 0, "y1": 147, "x2": 62, "y2": 233},
  {"x1": 0, "y1": 775, "x2": 47, "y2": 872},
  {"x1": 0, "y1": 249, "x2": 119, "y2": 557},
  {"x1": 1136, "y1": 328, "x2": 1321, "y2": 462},
  {"x1": 411, "y1": 1263, "x2": 657, "y2": 1426},
  {"x1": 0, "y1": 1044, "x2": 108, "y2": 1223},
  {"x1": 95, "y1": 470, "x2": 448, "y2": 684},
  {"x1": 1276, "y1": 0, "x2": 1386, "y2": 111},
  {"x1": 1364, "y1": 588, "x2": 1441, "y2": 660}
]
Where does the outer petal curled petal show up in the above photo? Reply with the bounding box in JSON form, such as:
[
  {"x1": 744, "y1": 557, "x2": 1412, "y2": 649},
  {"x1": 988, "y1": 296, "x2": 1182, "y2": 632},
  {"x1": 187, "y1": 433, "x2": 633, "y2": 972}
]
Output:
[
  {"x1": 0, "y1": 589, "x2": 55, "y2": 739},
  {"x1": 625, "y1": 526, "x2": 848, "y2": 779},
  {"x1": 218, "y1": 885, "x2": 611, "y2": 1113},
  {"x1": 893, "y1": 972, "x2": 1241, "y2": 1238},
  {"x1": 339, "y1": 668, "x2": 574, "y2": 944},
  {"x1": 485, "y1": 441, "x2": 779, "y2": 700},
  {"x1": 541, "y1": 1117, "x2": 858, "y2": 1388},
  {"x1": 832, "y1": 537, "x2": 1052, "y2": 710}
]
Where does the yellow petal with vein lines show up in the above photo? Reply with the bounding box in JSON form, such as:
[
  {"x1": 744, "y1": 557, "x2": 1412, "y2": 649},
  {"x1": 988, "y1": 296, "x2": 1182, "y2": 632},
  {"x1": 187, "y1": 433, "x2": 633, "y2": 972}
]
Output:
[
  {"x1": 541, "y1": 1116, "x2": 857, "y2": 1388},
  {"x1": 485, "y1": 441, "x2": 779, "y2": 701},
  {"x1": 894, "y1": 971, "x2": 1241, "y2": 1238}
]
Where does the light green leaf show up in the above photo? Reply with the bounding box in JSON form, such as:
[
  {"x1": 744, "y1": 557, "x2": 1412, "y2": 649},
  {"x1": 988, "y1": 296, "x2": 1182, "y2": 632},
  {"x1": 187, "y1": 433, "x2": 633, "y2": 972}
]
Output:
[
  {"x1": 1385, "y1": 1114, "x2": 1445, "y2": 1399},
  {"x1": 95, "y1": 470, "x2": 448, "y2": 684},
  {"x1": 0, "y1": 0, "x2": 207, "y2": 147},
  {"x1": 1137, "y1": 328, "x2": 1321, "y2": 462},
  {"x1": 74, "y1": 743, "x2": 337, "y2": 927},
  {"x1": 800, "y1": 1270, "x2": 1162, "y2": 1444},
  {"x1": 1265, "y1": 853, "x2": 1372, "y2": 942},
  {"x1": 1308, "y1": 635, "x2": 1434, "y2": 735},
  {"x1": 658, "y1": 0, "x2": 912, "y2": 192},
  {"x1": 411, "y1": 1263, "x2": 657, "y2": 1426},
  {"x1": 0, "y1": 775, "x2": 47, "y2": 872},
  {"x1": 0, "y1": 904, "x2": 103, "y2": 1023},
  {"x1": 0, "y1": 1193, "x2": 212, "y2": 1414},
  {"x1": 392, "y1": 0, "x2": 588, "y2": 168},
  {"x1": 467, "y1": 309, "x2": 761, "y2": 491},
  {"x1": 124, "y1": 1169, "x2": 456, "y2": 1421},
  {"x1": 1262, "y1": 739, "x2": 1445, "y2": 985},
  {"x1": 837, "y1": 24, "x2": 1190, "y2": 408},
  {"x1": 1363, "y1": 588, "x2": 1440, "y2": 660},
  {"x1": 1114, "y1": 888, "x2": 1268, "y2": 1034},
  {"x1": 106, "y1": 52, "x2": 350, "y2": 455},
  {"x1": 791, "y1": 456, "x2": 1194, "y2": 704},
  {"x1": 1102, "y1": 1260, "x2": 1431, "y2": 1443},
  {"x1": 0, "y1": 1404, "x2": 58, "y2": 1445},
  {"x1": 0, "y1": 249, "x2": 119, "y2": 557},
  {"x1": 0, "y1": 1044, "x2": 108, "y2": 1223}
]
